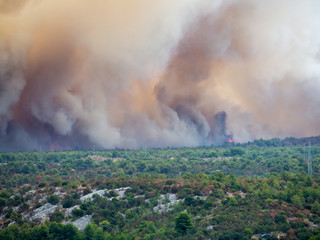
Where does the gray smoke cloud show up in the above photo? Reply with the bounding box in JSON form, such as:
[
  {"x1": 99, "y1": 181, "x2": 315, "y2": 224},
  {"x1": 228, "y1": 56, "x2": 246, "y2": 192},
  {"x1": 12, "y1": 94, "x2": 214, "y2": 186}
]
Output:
[{"x1": 1, "y1": 0, "x2": 320, "y2": 151}]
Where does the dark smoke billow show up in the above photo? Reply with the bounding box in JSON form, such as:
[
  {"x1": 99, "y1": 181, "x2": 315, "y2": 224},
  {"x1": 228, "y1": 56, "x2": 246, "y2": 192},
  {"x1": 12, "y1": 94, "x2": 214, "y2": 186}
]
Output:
[{"x1": 1, "y1": 0, "x2": 320, "y2": 151}]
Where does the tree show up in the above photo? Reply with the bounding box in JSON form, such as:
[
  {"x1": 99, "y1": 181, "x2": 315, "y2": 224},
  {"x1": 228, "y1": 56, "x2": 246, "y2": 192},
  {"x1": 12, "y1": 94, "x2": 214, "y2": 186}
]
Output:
[
  {"x1": 58, "y1": 223, "x2": 79, "y2": 239},
  {"x1": 84, "y1": 223, "x2": 95, "y2": 240},
  {"x1": 99, "y1": 220, "x2": 110, "y2": 232},
  {"x1": 311, "y1": 201, "x2": 320, "y2": 214},
  {"x1": 0, "y1": 197, "x2": 6, "y2": 208},
  {"x1": 304, "y1": 175, "x2": 313, "y2": 187},
  {"x1": 244, "y1": 228, "x2": 253, "y2": 237},
  {"x1": 227, "y1": 197, "x2": 238, "y2": 207},
  {"x1": 61, "y1": 223, "x2": 80, "y2": 240},
  {"x1": 184, "y1": 196, "x2": 194, "y2": 206},
  {"x1": 146, "y1": 221, "x2": 156, "y2": 234},
  {"x1": 175, "y1": 212, "x2": 192, "y2": 234},
  {"x1": 274, "y1": 214, "x2": 287, "y2": 224},
  {"x1": 29, "y1": 225, "x2": 49, "y2": 240},
  {"x1": 49, "y1": 222, "x2": 63, "y2": 239},
  {"x1": 291, "y1": 195, "x2": 303, "y2": 209},
  {"x1": 95, "y1": 228, "x2": 107, "y2": 240},
  {"x1": 309, "y1": 234, "x2": 320, "y2": 240}
]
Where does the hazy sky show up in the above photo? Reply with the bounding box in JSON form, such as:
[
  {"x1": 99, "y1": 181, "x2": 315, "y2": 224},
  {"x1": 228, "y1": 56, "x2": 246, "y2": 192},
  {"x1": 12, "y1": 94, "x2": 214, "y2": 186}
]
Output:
[{"x1": 1, "y1": 0, "x2": 320, "y2": 151}]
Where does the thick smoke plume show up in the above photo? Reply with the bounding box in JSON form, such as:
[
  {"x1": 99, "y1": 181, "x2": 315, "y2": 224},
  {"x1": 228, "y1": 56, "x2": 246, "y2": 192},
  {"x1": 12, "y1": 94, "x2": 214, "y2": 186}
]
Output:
[{"x1": 1, "y1": 0, "x2": 320, "y2": 151}]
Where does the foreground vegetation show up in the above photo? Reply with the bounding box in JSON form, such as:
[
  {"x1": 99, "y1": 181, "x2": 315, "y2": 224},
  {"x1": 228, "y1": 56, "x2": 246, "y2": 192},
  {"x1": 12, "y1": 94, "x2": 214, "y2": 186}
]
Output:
[{"x1": 0, "y1": 138, "x2": 320, "y2": 239}]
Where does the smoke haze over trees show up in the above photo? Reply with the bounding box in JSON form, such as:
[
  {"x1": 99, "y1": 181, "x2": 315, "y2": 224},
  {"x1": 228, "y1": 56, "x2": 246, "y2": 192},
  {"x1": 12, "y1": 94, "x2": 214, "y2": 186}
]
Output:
[{"x1": 1, "y1": 0, "x2": 320, "y2": 151}]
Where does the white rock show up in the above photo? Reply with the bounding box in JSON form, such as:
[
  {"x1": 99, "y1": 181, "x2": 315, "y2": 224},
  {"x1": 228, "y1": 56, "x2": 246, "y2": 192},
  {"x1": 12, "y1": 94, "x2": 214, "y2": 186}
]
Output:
[
  {"x1": 80, "y1": 190, "x2": 106, "y2": 202},
  {"x1": 153, "y1": 194, "x2": 181, "y2": 213},
  {"x1": 115, "y1": 187, "x2": 130, "y2": 199},
  {"x1": 8, "y1": 221, "x2": 16, "y2": 227},
  {"x1": 134, "y1": 195, "x2": 145, "y2": 199},
  {"x1": 13, "y1": 206, "x2": 20, "y2": 211},
  {"x1": 39, "y1": 195, "x2": 47, "y2": 203},
  {"x1": 195, "y1": 196, "x2": 207, "y2": 200},
  {"x1": 65, "y1": 205, "x2": 80, "y2": 217},
  {"x1": 28, "y1": 203, "x2": 57, "y2": 222},
  {"x1": 80, "y1": 187, "x2": 130, "y2": 202},
  {"x1": 207, "y1": 225, "x2": 214, "y2": 230},
  {"x1": 63, "y1": 215, "x2": 92, "y2": 230},
  {"x1": 26, "y1": 190, "x2": 36, "y2": 196}
]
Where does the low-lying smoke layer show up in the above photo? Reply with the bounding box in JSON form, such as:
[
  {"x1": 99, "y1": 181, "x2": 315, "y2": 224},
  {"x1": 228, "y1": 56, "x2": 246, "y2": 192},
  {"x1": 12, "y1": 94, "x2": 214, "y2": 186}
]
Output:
[{"x1": 1, "y1": 0, "x2": 320, "y2": 151}]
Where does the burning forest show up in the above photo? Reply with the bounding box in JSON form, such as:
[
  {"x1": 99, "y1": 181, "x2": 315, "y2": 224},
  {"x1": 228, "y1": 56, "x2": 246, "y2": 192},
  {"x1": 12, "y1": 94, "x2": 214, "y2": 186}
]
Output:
[{"x1": 1, "y1": 0, "x2": 320, "y2": 151}]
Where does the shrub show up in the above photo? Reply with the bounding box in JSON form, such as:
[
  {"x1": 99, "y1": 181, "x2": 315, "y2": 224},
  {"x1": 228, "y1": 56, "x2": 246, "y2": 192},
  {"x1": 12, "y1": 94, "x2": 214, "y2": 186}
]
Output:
[{"x1": 48, "y1": 195, "x2": 59, "y2": 205}]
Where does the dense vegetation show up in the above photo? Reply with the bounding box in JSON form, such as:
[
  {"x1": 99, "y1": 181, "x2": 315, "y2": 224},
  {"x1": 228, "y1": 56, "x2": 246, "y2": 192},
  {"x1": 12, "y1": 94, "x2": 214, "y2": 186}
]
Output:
[{"x1": 0, "y1": 138, "x2": 320, "y2": 239}]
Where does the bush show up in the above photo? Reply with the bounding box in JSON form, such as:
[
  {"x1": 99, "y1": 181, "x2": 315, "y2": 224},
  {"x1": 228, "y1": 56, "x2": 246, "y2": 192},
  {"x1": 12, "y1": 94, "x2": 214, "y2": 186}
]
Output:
[
  {"x1": 50, "y1": 211, "x2": 65, "y2": 222},
  {"x1": 72, "y1": 209, "x2": 85, "y2": 218},
  {"x1": 83, "y1": 187, "x2": 92, "y2": 195},
  {"x1": 0, "y1": 198, "x2": 6, "y2": 208},
  {"x1": 274, "y1": 214, "x2": 287, "y2": 224},
  {"x1": 105, "y1": 190, "x2": 118, "y2": 198},
  {"x1": 0, "y1": 191, "x2": 10, "y2": 199},
  {"x1": 62, "y1": 197, "x2": 79, "y2": 208},
  {"x1": 48, "y1": 195, "x2": 59, "y2": 205}
]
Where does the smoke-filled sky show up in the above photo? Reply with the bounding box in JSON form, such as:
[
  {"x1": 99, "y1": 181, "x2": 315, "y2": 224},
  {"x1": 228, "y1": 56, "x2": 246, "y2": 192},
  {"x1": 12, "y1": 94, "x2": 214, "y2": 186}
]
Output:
[{"x1": 1, "y1": 0, "x2": 320, "y2": 151}]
